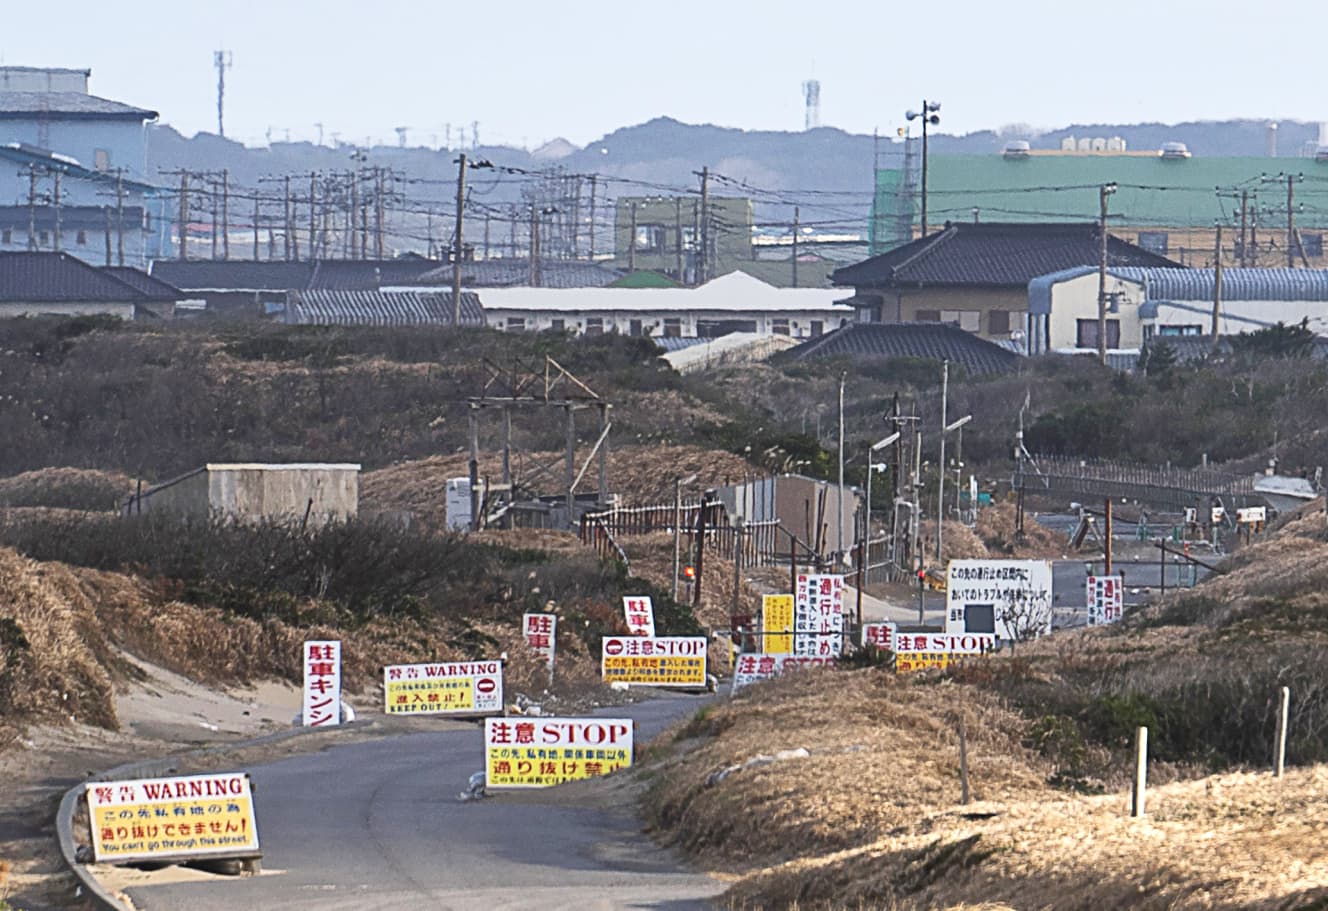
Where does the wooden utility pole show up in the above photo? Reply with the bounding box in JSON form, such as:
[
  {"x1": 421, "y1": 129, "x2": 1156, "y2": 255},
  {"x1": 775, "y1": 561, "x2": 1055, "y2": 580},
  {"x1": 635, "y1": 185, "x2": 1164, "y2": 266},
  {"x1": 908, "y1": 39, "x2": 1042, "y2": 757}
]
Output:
[
  {"x1": 483, "y1": 213, "x2": 490, "y2": 259},
  {"x1": 792, "y1": 206, "x2": 800, "y2": 288},
  {"x1": 529, "y1": 206, "x2": 540, "y2": 287},
  {"x1": 177, "y1": 171, "x2": 189, "y2": 261},
  {"x1": 1287, "y1": 173, "x2": 1298, "y2": 268},
  {"x1": 1104, "y1": 498, "x2": 1113, "y2": 575},
  {"x1": 699, "y1": 166, "x2": 710, "y2": 284},
  {"x1": 628, "y1": 201, "x2": 637, "y2": 272},
  {"x1": 349, "y1": 170, "x2": 359, "y2": 259},
  {"x1": 1097, "y1": 183, "x2": 1116, "y2": 366},
  {"x1": 115, "y1": 170, "x2": 125, "y2": 266},
  {"x1": 1238, "y1": 190, "x2": 1249, "y2": 267},
  {"x1": 52, "y1": 170, "x2": 61, "y2": 252},
  {"x1": 252, "y1": 194, "x2": 259, "y2": 260},
  {"x1": 27, "y1": 165, "x2": 38, "y2": 250},
  {"x1": 675, "y1": 198, "x2": 684, "y2": 280},
  {"x1": 375, "y1": 168, "x2": 385, "y2": 259},
  {"x1": 103, "y1": 207, "x2": 113, "y2": 265},
  {"x1": 452, "y1": 154, "x2": 467, "y2": 324},
  {"x1": 587, "y1": 174, "x2": 596, "y2": 261},
  {"x1": 209, "y1": 176, "x2": 219, "y2": 260},
  {"x1": 308, "y1": 172, "x2": 318, "y2": 260},
  {"x1": 1212, "y1": 223, "x2": 1224, "y2": 348},
  {"x1": 283, "y1": 175, "x2": 292, "y2": 261},
  {"x1": 221, "y1": 169, "x2": 230, "y2": 260}
]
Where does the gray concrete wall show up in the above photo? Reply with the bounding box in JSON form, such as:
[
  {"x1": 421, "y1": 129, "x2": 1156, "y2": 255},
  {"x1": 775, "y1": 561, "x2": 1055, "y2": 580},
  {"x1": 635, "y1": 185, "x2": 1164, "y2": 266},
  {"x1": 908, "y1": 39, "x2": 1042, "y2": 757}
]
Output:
[{"x1": 208, "y1": 465, "x2": 358, "y2": 524}]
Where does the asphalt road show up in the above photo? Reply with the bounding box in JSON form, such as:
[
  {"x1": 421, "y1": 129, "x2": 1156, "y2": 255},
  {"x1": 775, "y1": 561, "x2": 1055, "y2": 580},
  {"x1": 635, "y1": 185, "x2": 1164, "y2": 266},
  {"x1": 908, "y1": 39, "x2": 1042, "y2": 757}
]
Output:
[{"x1": 124, "y1": 693, "x2": 723, "y2": 911}]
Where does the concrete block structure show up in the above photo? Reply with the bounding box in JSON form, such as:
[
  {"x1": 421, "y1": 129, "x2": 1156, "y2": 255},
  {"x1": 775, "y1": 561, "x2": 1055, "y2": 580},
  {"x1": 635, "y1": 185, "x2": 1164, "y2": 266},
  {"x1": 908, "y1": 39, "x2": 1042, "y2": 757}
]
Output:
[{"x1": 124, "y1": 463, "x2": 360, "y2": 526}]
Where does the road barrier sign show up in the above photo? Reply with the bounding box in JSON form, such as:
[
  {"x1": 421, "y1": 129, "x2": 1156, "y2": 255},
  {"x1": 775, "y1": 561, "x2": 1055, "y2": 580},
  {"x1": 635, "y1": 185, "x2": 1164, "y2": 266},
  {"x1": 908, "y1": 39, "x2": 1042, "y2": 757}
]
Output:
[
  {"x1": 383, "y1": 660, "x2": 503, "y2": 716},
  {"x1": 601, "y1": 636, "x2": 707, "y2": 687},
  {"x1": 484, "y1": 717, "x2": 632, "y2": 788},
  {"x1": 86, "y1": 772, "x2": 260, "y2": 864}
]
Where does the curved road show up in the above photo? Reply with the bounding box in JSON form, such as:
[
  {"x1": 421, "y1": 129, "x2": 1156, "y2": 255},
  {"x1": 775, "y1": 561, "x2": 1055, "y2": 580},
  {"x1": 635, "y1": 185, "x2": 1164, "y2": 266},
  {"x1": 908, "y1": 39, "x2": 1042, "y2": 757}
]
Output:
[{"x1": 125, "y1": 693, "x2": 722, "y2": 910}]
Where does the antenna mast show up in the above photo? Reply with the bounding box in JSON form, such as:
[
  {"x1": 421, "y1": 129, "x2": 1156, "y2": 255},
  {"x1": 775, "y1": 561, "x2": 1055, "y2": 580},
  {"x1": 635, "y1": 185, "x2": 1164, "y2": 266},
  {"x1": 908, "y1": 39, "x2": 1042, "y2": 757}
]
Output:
[{"x1": 215, "y1": 50, "x2": 233, "y2": 137}]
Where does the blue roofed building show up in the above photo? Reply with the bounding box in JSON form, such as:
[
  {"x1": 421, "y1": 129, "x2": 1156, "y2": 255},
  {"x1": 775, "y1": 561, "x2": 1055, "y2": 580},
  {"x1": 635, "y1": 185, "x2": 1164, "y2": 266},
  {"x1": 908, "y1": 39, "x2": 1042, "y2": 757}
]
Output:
[{"x1": 0, "y1": 67, "x2": 167, "y2": 264}]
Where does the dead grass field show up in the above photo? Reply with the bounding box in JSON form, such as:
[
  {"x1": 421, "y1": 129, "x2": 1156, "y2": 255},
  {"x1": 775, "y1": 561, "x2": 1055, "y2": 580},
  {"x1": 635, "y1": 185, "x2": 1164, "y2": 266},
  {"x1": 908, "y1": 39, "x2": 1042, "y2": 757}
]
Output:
[{"x1": 0, "y1": 467, "x2": 135, "y2": 511}]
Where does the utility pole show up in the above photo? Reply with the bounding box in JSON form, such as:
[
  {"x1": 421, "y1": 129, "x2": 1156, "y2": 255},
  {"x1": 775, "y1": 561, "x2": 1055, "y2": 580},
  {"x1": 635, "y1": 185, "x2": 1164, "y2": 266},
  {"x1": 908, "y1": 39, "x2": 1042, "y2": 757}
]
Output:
[
  {"x1": 529, "y1": 206, "x2": 539, "y2": 287},
  {"x1": 214, "y1": 51, "x2": 232, "y2": 137},
  {"x1": 375, "y1": 167, "x2": 385, "y2": 259},
  {"x1": 349, "y1": 169, "x2": 359, "y2": 259},
  {"x1": 27, "y1": 165, "x2": 38, "y2": 250},
  {"x1": 587, "y1": 175, "x2": 596, "y2": 261},
  {"x1": 115, "y1": 170, "x2": 125, "y2": 266},
  {"x1": 1097, "y1": 183, "x2": 1117, "y2": 366},
  {"x1": 103, "y1": 207, "x2": 112, "y2": 265},
  {"x1": 283, "y1": 175, "x2": 292, "y2": 261},
  {"x1": 1287, "y1": 172, "x2": 1301, "y2": 268},
  {"x1": 209, "y1": 176, "x2": 218, "y2": 260},
  {"x1": 483, "y1": 213, "x2": 490, "y2": 259},
  {"x1": 252, "y1": 193, "x2": 259, "y2": 260},
  {"x1": 177, "y1": 171, "x2": 190, "y2": 261},
  {"x1": 698, "y1": 166, "x2": 709, "y2": 284},
  {"x1": 837, "y1": 371, "x2": 846, "y2": 559},
  {"x1": 1238, "y1": 190, "x2": 1249, "y2": 267},
  {"x1": 221, "y1": 169, "x2": 230, "y2": 261},
  {"x1": 452, "y1": 154, "x2": 467, "y2": 324},
  {"x1": 628, "y1": 201, "x2": 637, "y2": 272},
  {"x1": 1212, "y1": 223, "x2": 1223, "y2": 349},
  {"x1": 937, "y1": 361, "x2": 948, "y2": 561},
  {"x1": 675, "y1": 198, "x2": 684, "y2": 280},
  {"x1": 52, "y1": 170, "x2": 61, "y2": 252},
  {"x1": 792, "y1": 206, "x2": 800, "y2": 288}
]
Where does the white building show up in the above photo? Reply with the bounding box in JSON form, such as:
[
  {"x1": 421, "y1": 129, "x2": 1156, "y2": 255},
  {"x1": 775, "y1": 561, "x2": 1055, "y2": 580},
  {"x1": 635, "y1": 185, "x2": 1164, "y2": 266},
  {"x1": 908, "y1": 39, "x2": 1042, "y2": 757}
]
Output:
[{"x1": 453, "y1": 271, "x2": 853, "y2": 339}]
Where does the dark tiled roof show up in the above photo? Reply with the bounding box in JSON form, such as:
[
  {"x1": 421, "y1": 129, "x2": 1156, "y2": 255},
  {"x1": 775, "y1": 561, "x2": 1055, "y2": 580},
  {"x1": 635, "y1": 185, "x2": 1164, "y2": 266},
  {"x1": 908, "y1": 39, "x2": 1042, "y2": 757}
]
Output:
[
  {"x1": 778, "y1": 322, "x2": 1022, "y2": 376},
  {"x1": 0, "y1": 251, "x2": 146, "y2": 302},
  {"x1": 833, "y1": 222, "x2": 1181, "y2": 289},
  {"x1": 101, "y1": 267, "x2": 182, "y2": 301},
  {"x1": 0, "y1": 205, "x2": 146, "y2": 230},
  {"x1": 149, "y1": 258, "x2": 446, "y2": 293},
  {"x1": 285, "y1": 290, "x2": 484, "y2": 326},
  {"x1": 1146, "y1": 335, "x2": 1328, "y2": 364},
  {"x1": 412, "y1": 258, "x2": 624, "y2": 289},
  {"x1": 0, "y1": 91, "x2": 157, "y2": 120},
  {"x1": 309, "y1": 257, "x2": 443, "y2": 290}
]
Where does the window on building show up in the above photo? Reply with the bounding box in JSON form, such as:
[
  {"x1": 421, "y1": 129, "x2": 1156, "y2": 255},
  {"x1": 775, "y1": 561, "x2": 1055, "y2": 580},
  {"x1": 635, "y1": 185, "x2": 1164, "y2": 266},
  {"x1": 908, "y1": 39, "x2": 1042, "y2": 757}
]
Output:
[
  {"x1": 1, "y1": 229, "x2": 10, "y2": 245},
  {"x1": 94, "y1": 148, "x2": 111, "y2": 171},
  {"x1": 915, "y1": 309, "x2": 940, "y2": 322},
  {"x1": 585, "y1": 317, "x2": 604, "y2": 336},
  {"x1": 38, "y1": 231, "x2": 48, "y2": 246},
  {"x1": 506, "y1": 317, "x2": 525, "y2": 332},
  {"x1": 550, "y1": 318, "x2": 565, "y2": 332},
  {"x1": 663, "y1": 318, "x2": 682, "y2": 337},
  {"x1": 633, "y1": 224, "x2": 667, "y2": 253},
  {"x1": 1299, "y1": 233, "x2": 1324, "y2": 258},
  {"x1": 76, "y1": 230, "x2": 87, "y2": 246},
  {"x1": 1158, "y1": 324, "x2": 1203, "y2": 337},
  {"x1": 988, "y1": 309, "x2": 1011, "y2": 335},
  {"x1": 628, "y1": 319, "x2": 643, "y2": 337},
  {"x1": 1077, "y1": 318, "x2": 1121, "y2": 349},
  {"x1": 772, "y1": 318, "x2": 790, "y2": 336},
  {"x1": 810, "y1": 320, "x2": 824, "y2": 337},
  {"x1": 1137, "y1": 231, "x2": 1169, "y2": 255},
  {"x1": 941, "y1": 309, "x2": 981, "y2": 333}
]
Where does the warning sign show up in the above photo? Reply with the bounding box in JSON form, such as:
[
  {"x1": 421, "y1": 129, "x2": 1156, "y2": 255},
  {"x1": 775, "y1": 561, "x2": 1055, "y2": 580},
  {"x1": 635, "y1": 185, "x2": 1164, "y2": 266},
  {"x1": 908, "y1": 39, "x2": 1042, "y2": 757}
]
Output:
[
  {"x1": 383, "y1": 660, "x2": 503, "y2": 715},
  {"x1": 892, "y1": 631, "x2": 996, "y2": 674},
  {"x1": 731, "y1": 653, "x2": 836, "y2": 692},
  {"x1": 1086, "y1": 575, "x2": 1123, "y2": 626},
  {"x1": 485, "y1": 717, "x2": 633, "y2": 788},
  {"x1": 761, "y1": 594, "x2": 794, "y2": 654},
  {"x1": 794, "y1": 574, "x2": 845, "y2": 657},
  {"x1": 85, "y1": 773, "x2": 259, "y2": 864},
  {"x1": 601, "y1": 636, "x2": 707, "y2": 687}
]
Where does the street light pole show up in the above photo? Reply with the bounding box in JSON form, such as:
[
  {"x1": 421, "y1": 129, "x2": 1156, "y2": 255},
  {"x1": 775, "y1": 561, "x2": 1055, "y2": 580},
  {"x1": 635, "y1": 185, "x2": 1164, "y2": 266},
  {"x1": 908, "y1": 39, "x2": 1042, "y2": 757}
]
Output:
[
  {"x1": 906, "y1": 100, "x2": 941, "y2": 239},
  {"x1": 937, "y1": 361, "x2": 948, "y2": 562}
]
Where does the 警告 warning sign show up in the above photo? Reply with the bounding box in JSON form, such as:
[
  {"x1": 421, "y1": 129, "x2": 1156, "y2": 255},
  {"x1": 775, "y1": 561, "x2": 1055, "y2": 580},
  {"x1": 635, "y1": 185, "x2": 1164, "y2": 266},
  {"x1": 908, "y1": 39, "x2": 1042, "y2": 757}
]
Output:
[
  {"x1": 85, "y1": 772, "x2": 259, "y2": 864},
  {"x1": 485, "y1": 717, "x2": 633, "y2": 788},
  {"x1": 600, "y1": 636, "x2": 707, "y2": 687},
  {"x1": 383, "y1": 660, "x2": 503, "y2": 715}
]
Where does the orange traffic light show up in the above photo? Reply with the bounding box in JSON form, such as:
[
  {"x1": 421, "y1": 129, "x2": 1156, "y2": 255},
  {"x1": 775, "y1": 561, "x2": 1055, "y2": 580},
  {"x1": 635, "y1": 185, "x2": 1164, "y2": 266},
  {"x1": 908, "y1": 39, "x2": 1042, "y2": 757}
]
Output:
[{"x1": 683, "y1": 565, "x2": 696, "y2": 581}]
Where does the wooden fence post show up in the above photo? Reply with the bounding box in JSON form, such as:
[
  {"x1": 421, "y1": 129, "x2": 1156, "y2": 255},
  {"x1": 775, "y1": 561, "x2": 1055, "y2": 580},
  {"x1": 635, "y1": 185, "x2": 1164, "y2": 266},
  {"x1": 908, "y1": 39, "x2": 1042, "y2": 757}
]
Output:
[
  {"x1": 1131, "y1": 726, "x2": 1148, "y2": 818},
  {"x1": 1275, "y1": 686, "x2": 1291, "y2": 778},
  {"x1": 958, "y1": 713, "x2": 970, "y2": 806}
]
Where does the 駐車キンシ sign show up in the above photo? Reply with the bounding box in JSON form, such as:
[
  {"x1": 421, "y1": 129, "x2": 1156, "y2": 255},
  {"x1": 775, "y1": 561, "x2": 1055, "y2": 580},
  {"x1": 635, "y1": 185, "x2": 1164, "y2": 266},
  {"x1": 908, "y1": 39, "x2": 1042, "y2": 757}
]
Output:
[
  {"x1": 382, "y1": 660, "x2": 503, "y2": 715},
  {"x1": 85, "y1": 772, "x2": 259, "y2": 864},
  {"x1": 622, "y1": 596, "x2": 655, "y2": 637},
  {"x1": 522, "y1": 612, "x2": 557, "y2": 670},
  {"x1": 485, "y1": 717, "x2": 632, "y2": 788},
  {"x1": 302, "y1": 640, "x2": 341, "y2": 727},
  {"x1": 601, "y1": 636, "x2": 707, "y2": 687}
]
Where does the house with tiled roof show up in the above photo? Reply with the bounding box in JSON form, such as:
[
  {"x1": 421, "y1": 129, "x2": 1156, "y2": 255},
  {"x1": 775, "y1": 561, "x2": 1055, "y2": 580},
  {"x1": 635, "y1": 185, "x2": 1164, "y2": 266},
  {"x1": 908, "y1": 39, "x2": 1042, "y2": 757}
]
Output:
[
  {"x1": 775, "y1": 322, "x2": 1022, "y2": 376},
  {"x1": 833, "y1": 222, "x2": 1181, "y2": 344},
  {"x1": 0, "y1": 251, "x2": 181, "y2": 318}
]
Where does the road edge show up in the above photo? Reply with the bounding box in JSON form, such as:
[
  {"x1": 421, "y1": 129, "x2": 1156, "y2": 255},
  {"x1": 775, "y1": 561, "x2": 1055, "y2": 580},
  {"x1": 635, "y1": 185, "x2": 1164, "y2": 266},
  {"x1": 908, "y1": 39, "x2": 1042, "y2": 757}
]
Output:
[{"x1": 56, "y1": 718, "x2": 375, "y2": 911}]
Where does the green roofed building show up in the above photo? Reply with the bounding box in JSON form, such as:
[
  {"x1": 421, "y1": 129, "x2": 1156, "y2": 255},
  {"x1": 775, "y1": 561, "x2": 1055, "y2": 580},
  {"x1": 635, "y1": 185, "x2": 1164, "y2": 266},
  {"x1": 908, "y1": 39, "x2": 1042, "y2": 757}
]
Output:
[{"x1": 871, "y1": 150, "x2": 1328, "y2": 267}]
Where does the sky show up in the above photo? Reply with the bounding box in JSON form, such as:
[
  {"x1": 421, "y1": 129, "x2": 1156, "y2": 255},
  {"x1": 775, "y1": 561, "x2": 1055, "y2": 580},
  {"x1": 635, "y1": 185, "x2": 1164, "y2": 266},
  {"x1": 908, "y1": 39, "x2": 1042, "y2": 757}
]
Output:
[{"x1": 4, "y1": 0, "x2": 1326, "y2": 151}]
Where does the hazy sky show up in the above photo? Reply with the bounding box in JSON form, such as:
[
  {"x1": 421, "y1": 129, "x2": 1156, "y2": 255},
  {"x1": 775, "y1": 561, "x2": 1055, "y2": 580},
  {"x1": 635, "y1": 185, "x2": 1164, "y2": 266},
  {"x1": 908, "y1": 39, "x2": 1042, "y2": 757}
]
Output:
[{"x1": 5, "y1": 0, "x2": 1324, "y2": 150}]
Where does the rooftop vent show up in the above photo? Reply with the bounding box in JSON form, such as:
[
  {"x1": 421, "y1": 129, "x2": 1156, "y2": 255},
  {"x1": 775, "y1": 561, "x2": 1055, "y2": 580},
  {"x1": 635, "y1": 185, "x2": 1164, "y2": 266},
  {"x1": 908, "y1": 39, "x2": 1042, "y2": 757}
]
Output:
[
  {"x1": 1001, "y1": 140, "x2": 1031, "y2": 159},
  {"x1": 1159, "y1": 141, "x2": 1192, "y2": 160}
]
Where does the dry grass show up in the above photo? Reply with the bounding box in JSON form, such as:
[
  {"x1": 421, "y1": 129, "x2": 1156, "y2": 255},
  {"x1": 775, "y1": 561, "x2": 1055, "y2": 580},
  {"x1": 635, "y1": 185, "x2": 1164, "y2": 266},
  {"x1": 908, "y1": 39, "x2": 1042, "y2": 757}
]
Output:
[
  {"x1": 0, "y1": 467, "x2": 135, "y2": 511},
  {"x1": 975, "y1": 501, "x2": 1065, "y2": 560},
  {"x1": 361, "y1": 443, "x2": 760, "y2": 521}
]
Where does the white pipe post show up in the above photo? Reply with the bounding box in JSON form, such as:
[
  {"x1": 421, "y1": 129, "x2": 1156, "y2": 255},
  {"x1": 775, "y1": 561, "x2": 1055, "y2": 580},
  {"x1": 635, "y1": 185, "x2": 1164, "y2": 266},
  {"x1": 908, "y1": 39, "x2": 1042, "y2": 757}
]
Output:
[
  {"x1": 1276, "y1": 686, "x2": 1291, "y2": 778},
  {"x1": 1131, "y1": 726, "x2": 1148, "y2": 818}
]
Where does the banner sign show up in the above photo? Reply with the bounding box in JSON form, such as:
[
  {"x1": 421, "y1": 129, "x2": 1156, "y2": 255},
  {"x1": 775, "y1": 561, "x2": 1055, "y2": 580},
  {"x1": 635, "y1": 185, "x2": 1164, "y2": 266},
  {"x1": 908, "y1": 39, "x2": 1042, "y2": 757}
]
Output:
[
  {"x1": 945, "y1": 560, "x2": 1053, "y2": 642},
  {"x1": 892, "y1": 631, "x2": 996, "y2": 674},
  {"x1": 86, "y1": 773, "x2": 259, "y2": 863},
  {"x1": 794, "y1": 574, "x2": 844, "y2": 657},
  {"x1": 862, "y1": 620, "x2": 898, "y2": 649},
  {"x1": 485, "y1": 717, "x2": 632, "y2": 788},
  {"x1": 383, "y1": 660, "x2": 503, "y2": 715},
  {"x1": 302, "y1": 640, "x2": 341, "y2": 727},
  {"x1": 761, "y1": 594, "x2": 794, "y2": 655},
  {"x1": 1237, "y1": 506, "x2": 1267, "y2": 525},
  {"x1": 601, "y1": 636, "x2": 707, "y2": 687},
  {"x1": 1086, "y1": 575, "x2": 1124, "y2": 626},
  {"x1": 522, "y1": 612, "x2": 557, "y2": 669},
  {"x1": 622, "y1": 596, "x2": 656, "y2": 637},
  {"x1": 896, "y1": 653, "x2": 957, "y2": 673},
  {"x1": 731, "y1": 654, "x2": 836, "y2": 692}
]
